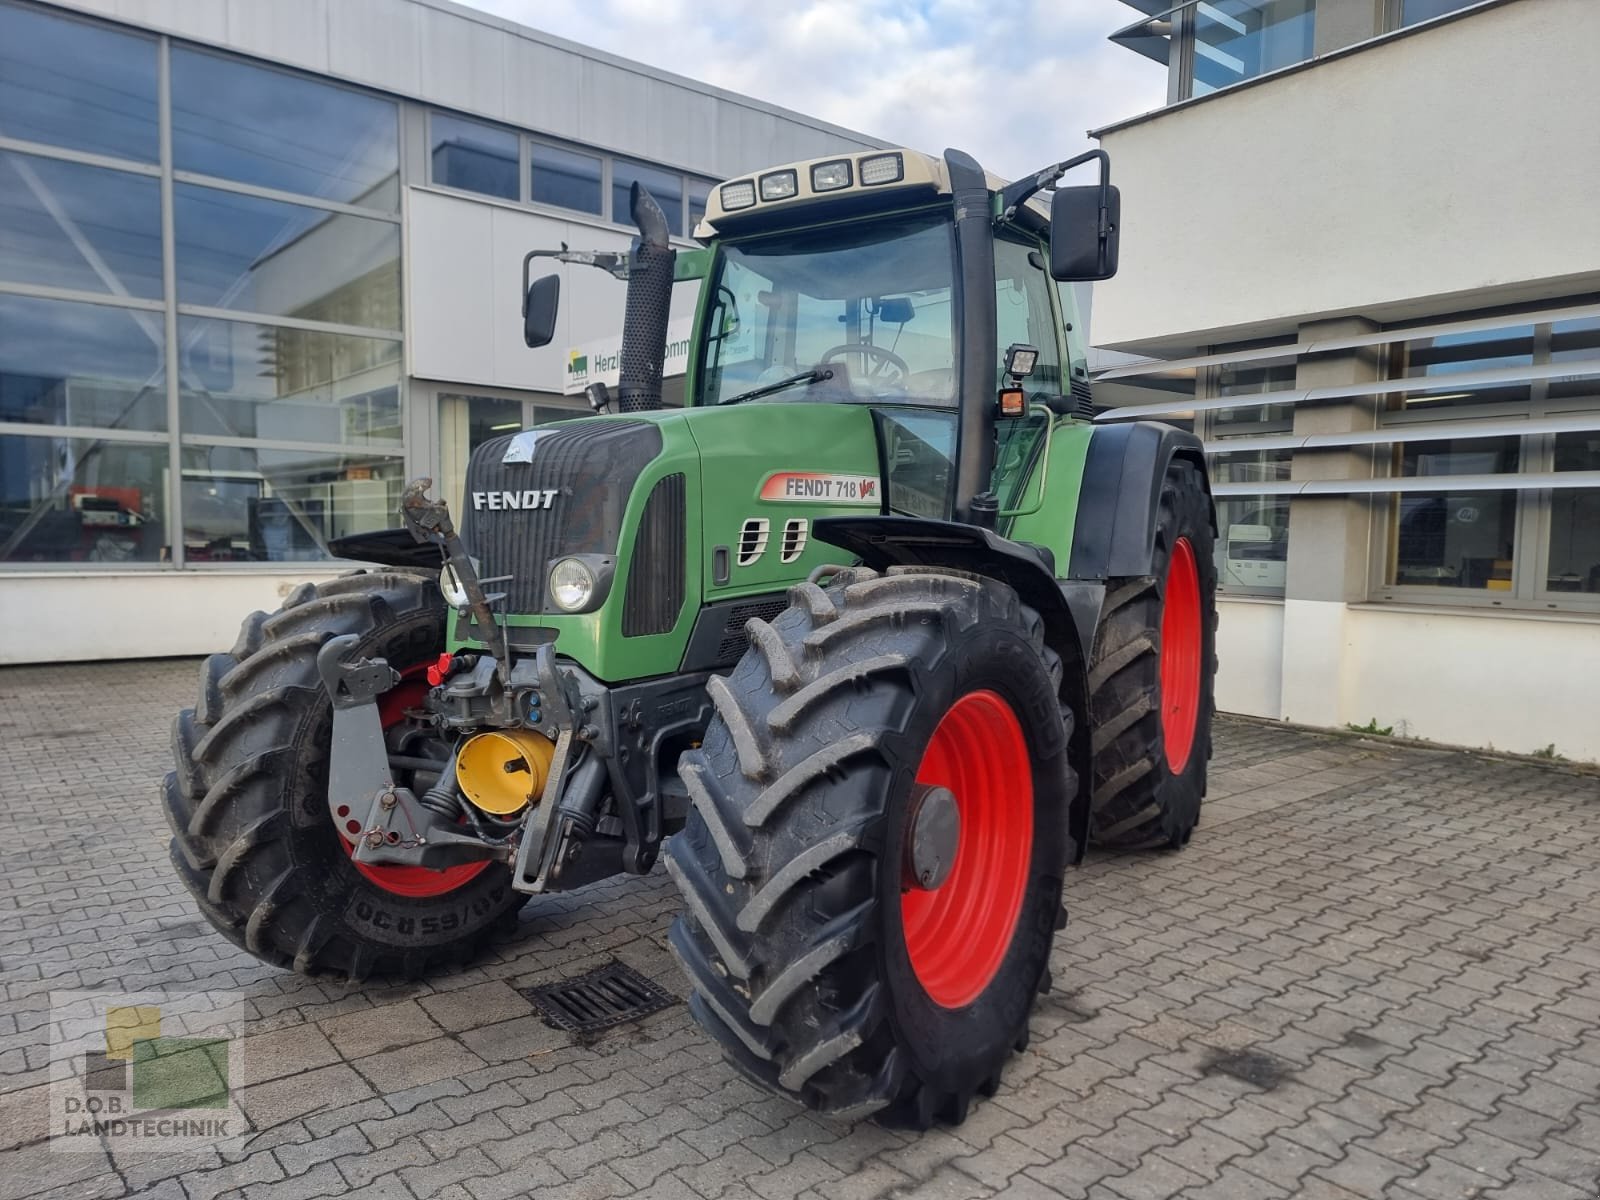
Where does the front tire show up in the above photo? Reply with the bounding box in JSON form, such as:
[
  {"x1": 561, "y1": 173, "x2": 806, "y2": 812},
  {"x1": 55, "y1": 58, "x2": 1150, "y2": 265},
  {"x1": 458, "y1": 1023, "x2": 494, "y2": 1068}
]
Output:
[
  {"x1": 162, "y1": 571, "x2": 524, "y2": 981},
  {"x1": 1087, "y1": 459, "x2": 1218, "y2": 850},
  {"x1": 665, "y1": 568, "x2": 1076, "y2": 1125}
]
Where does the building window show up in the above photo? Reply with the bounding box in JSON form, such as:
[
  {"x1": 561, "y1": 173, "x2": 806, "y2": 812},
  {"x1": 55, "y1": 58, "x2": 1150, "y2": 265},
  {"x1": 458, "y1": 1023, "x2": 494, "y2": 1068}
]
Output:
[
  {"x1": 1398, "y1": 0, "x2": 1484, "y2": 27},
  {"x1": 0, "y1": 293, "x2": 167, "y2": 432},
  {"x1": 178, "y1": 318, "x2": 401, "y2": 446},
  {"x1": 1395, "y1": 324, "x2": 1534, "y2": 412},
  {"x1": 0, "y1": 2, "x2": 158, "y2": 162},
  {"x1": 177, "y1": 444, "x2": 405, "y2": 563},
  {"x1": 0, "y1": 151, "x2": 164, "y2": 299},
  {"x1": 0, "y1": 435, "x2": 169, "y2": 564},
  {"x1": 1388, "y1": 436, "x2": 1519, "y2": 590},
  {"x1": 1189, "y1": 0, "x2": 1316, "y2": 97},
  {"x1": 1376, "y1": 306, "x2": 1600, "y2": 608},
  {"x1": 529, "y1": 142, "x2": 603, "y2": 215},
  {"x1": 171, "y1": 48, "x2": 399, "y2": 211},
  {"x1": 430, "y1": 114, "x2": 519, "y2": 201},
  {"x1": 1208, "y1": 361, "x2": 1295, "y2": 595},
  {"x1": 173, "y1": 184, "x2": 401, "y2": 328},
  {"x1": 613, "y1": 159, "x2": 682, "y2": 236},
  {"x1": 1548, "y1": 430, "x2": 1600, "y2": 595}
]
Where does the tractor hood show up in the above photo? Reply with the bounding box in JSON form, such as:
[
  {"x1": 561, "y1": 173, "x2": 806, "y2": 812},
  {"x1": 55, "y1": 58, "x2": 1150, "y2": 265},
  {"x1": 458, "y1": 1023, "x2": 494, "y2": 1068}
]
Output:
[{"x1": 455, "y1": 403, "x2": 885, "y2": 683}]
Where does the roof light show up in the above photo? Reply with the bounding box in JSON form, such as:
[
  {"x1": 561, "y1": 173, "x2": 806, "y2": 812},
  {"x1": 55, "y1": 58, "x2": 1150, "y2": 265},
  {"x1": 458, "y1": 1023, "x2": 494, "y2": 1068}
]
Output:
[
  {"x1": 759, "y1": 170, "x2": 798, "y2": 201},
  {"x1": 810, "y1": 159, "x2": 852, "y2": 192},
  {"x1": 859, "y1": 152, "x2": 904, "y2": 186},
  {"x1": 720, "y1": 180, "x2": 756, "y2": 210}
]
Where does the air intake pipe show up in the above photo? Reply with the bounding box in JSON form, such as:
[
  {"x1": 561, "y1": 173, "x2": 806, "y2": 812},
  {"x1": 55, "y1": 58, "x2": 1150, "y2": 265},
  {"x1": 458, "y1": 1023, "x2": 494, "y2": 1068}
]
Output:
[{"x1": 616, "y1": 183, "x2": 677, "y2": 413}]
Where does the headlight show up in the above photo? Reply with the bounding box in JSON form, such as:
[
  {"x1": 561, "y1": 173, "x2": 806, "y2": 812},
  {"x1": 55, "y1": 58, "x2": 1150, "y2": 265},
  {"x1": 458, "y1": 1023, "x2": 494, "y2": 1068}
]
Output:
[
  {"x1": 439, "y1": 563, "x2": 469, "y2": 608},
  {"x1": 549, "y1": 557, "x2": 596, "y2": 612}
]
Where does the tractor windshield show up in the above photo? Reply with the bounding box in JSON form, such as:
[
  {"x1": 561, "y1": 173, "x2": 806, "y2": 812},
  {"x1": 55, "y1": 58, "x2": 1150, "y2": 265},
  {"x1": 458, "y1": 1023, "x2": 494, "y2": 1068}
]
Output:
[{"x1": 696, "y1": 211, "x2": 957, "y2": 408}]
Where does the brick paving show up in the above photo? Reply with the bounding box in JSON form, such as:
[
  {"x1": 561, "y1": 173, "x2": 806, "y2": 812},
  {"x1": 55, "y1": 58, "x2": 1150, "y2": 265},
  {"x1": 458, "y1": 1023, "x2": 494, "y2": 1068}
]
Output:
[{"x1": 2, "y1": 658, "x2": 1598, "y2": 1200}]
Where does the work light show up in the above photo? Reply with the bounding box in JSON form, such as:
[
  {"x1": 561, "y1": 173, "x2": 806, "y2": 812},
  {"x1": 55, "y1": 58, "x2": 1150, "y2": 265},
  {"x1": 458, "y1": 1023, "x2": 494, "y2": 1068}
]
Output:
[
  {"x1": 720, "y1": 180, "x2": 756, "y2": 210},
  {"x1": 811, "y1": 160, "x2": 852, "y2": 192},
  {"x1": 859, "y1": 153, "x2": 904, "y2": 186},
  {"x1": 759, "y1": 170, "x2": 798, "y2": 200}
]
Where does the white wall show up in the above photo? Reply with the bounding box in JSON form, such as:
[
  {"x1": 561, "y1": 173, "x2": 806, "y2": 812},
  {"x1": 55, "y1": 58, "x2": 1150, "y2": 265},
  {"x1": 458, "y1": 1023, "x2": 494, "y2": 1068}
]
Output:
[
  {"x1": 0, "y1": 570, "x2": 350, "y2": 665},
  {"x1": 1341, "y1": 605, "x2": 1600, "y2": 762},
  {"x1": 1214, "y1": 597, "x2": 1284, "y2": 719},
  {"x1": 1093, "y1": 0, "x2": 1600, "y2": 352},
  {"x1": 1213, "y1": 596, "x2": 1600, "y2": 763},
  {"x1": 405, "y1": 188, "x2": 701, "y2": 394}
]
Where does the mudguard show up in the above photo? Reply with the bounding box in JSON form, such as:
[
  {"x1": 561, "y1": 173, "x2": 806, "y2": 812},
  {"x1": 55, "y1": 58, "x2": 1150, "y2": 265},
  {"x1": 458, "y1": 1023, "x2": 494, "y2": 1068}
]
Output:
[
  {"x1": 1068, "y1": 422, "x2": 1213, "y2": 580},
  {"x1": 328, "y1": 527, "x2": 444, "y2": 569}
]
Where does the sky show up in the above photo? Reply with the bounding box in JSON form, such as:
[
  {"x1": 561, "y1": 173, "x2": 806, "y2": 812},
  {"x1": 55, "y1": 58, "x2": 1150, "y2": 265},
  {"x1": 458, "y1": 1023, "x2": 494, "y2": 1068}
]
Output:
[{"x1": 455, "y1": 0, "x2": 1166, "y2": 181}]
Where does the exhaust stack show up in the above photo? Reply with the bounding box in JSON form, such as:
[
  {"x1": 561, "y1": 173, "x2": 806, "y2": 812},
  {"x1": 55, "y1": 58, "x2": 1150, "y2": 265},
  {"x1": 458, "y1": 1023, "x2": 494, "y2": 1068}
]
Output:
[{"x1": 616, "y1": 183, "x2": 677, "y2": 413}]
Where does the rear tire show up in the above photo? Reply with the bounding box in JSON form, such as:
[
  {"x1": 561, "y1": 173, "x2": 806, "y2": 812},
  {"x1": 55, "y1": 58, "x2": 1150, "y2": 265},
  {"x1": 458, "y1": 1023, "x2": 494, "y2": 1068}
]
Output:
[
  {"x1": 1087, "y1": 459, "x2": 1218, "y2": 850},
  {"x1": 162, "y1": 571, "x2": 524, "y2": 981},
  {"x1": 665, "y1": 568, "x2": 1076, "y2": 1125}
]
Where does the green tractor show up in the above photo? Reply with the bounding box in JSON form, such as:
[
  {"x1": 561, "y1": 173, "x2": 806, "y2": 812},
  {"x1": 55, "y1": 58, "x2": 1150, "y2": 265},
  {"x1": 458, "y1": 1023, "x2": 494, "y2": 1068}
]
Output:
[{"x1": 164, "y1": 146, "x2": 1217, "y2": 1126}]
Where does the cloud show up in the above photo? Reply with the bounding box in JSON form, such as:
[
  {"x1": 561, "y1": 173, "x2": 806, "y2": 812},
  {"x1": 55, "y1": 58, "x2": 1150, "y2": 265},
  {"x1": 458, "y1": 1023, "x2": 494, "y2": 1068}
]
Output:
[{"x1": 458, "y1": 0, "x2": 1166, "y2": 180}]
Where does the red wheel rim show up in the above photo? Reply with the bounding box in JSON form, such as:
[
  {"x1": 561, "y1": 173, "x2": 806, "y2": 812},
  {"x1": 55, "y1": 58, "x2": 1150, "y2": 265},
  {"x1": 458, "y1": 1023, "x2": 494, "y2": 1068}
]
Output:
[
  {"x1": 1160, "y1": 536, "x2": 1202, "y2": 773},
  {"x1": 338, "y1": 664, "x2": 490, "y2": 898},
  {"x1": 902, "y1": 690, "x2": 1033, "y2": 1009}
]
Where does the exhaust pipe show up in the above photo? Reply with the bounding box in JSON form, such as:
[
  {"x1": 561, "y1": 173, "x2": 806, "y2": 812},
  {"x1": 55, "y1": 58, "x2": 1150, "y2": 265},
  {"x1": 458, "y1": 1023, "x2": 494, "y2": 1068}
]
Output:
[{"x1": 616, "y1": 183, "x2": 677, "y2": 413}]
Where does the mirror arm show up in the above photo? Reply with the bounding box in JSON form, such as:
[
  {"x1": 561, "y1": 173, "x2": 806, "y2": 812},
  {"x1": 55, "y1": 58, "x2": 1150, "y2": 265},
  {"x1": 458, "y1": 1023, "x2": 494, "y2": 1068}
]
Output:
[
  {"x1": 519, "y1": 245, "x2": 630, "y2": 317},
  {"x1": 997, "y1": 148, "x2": 1111, "y2": 224}
]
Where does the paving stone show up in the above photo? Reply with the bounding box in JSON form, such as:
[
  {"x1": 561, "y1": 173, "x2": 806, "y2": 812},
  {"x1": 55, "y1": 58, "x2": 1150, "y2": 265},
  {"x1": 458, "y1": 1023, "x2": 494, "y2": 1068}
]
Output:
[
  {"x1": 318, "y1": 1002, "x2": 445, "y2": 1061},
  {"x1": 7, "y1": 670, "x2": 1600, "y2": 1200}
]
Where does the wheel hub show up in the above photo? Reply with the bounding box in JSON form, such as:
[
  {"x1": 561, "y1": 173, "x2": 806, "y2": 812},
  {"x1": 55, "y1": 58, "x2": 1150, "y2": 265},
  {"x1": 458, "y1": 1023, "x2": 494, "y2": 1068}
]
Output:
[
  {"x1": 904, "y1": 784, "x2": 960, "y2": 891},
  {"x1": 901, "y1": 689, "x2": 1034, "y2": 1009}
]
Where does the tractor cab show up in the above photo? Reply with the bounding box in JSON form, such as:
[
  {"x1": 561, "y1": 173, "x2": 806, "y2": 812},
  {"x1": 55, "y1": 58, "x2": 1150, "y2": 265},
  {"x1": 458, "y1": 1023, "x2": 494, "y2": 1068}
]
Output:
[{"x1": 523, "y1": 146, "x2": 1119, "y2": 532}]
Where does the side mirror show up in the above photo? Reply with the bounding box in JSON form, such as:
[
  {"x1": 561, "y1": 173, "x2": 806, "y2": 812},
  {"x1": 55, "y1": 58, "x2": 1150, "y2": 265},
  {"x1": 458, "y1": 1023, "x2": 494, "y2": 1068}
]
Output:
[
  {"x1": 523, "y1": 273, "x2": 560, "y2": 348},
  {"x1": 1049, "y1": 184, "x2": 1120, "y2": 281}
]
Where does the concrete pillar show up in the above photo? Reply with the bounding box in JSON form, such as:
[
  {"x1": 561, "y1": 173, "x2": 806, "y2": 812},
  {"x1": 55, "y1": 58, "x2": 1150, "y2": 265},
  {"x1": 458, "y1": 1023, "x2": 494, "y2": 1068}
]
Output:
[
  {"x1": 1313, "y1": 0, "x2": 1387, "y2": 55},
  {"x1": 1278, "y1": 317, "x2": 1383, "y2": 727}
]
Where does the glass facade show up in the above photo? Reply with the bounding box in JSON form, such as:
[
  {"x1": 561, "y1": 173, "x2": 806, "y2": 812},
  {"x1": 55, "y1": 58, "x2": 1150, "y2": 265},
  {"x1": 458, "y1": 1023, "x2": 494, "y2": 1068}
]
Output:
[
  {"x1": 1189, "y1": 0, "x2": 1316, "y2": 96},
  {"x1": 170, "y1": 47, "x2": 399, "y2": 209},
  {"x1": 1400, "y1": 0, "x2": 1484, "y2": 26},
  {"x1": 0, "y1": 1, "x2": 158, "y2": 160},
  {"x1": 0, "y1": 0, "x2": 403, "y2": 567}
]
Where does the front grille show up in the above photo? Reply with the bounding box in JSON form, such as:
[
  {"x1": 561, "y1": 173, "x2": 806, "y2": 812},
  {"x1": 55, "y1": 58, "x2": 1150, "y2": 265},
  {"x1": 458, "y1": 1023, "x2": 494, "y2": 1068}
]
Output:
[
  {"x1": 716, "y1": 596, "x2": 789, "y2": 663},
  {"x1": 622, "y1": 473, "x2": 686, "y2": 637},
  {"x1": 459, "y1": 422, "x2": 662, "y2": 613}
]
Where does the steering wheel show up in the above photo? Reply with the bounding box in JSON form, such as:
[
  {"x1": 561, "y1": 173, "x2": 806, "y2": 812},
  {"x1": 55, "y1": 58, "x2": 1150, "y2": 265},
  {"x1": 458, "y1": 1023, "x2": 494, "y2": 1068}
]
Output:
[{"x1": 820, "y1": 343, "x2": 910, "y2": 384}]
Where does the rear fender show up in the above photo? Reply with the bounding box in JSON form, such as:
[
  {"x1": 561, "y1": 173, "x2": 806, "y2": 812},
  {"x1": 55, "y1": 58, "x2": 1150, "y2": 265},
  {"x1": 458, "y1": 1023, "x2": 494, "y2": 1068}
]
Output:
[
  {"x1": 1068, "y1": 422, "x2": 1213, "y2": 580},
  {"x1": 328, "y1": 528, "x2": 444, "y2": 570},
  {"x1": 815, "y1": 515, "x2": 1092, "y2": 864}
]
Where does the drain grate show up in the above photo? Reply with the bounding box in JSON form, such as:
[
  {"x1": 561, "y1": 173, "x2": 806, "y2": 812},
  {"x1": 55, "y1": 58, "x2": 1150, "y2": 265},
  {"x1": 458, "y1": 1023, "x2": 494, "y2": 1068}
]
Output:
[{"x1": 520, "y1": 960, "x2": 676, "y2": 1037}]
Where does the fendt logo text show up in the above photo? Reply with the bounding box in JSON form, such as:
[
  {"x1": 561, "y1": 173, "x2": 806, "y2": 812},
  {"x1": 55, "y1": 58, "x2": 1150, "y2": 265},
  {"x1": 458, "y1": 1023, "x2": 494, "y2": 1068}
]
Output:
[{"x1": 472, "y1": 489, "x2": 559, "y2": 511}]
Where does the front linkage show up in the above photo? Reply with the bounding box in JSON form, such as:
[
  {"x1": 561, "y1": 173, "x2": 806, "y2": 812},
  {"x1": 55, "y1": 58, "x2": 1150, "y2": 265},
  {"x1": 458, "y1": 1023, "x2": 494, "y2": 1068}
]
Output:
[{"x1": 316, "y1": 477, "x2": 701, "y2": 896}]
